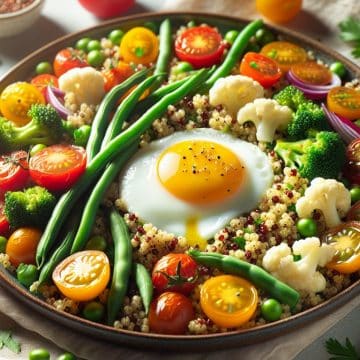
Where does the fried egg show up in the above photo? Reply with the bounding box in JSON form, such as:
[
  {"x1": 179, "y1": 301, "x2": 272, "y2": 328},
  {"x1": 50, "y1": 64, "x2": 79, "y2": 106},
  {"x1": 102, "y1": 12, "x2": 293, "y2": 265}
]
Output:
[{"x1": 119, "y1": 128, "x2": 273, "y2": 249}]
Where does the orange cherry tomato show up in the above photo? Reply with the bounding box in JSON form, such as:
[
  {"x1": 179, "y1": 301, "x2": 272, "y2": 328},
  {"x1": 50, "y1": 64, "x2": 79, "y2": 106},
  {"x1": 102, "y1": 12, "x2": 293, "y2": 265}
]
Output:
[
  {"x1": 52, "y1": 250, "x2": 110, "y2": 301},
  {"x1": 53, "y1": 48, "x2": 88, "y2": 77},
  {"x1": 119, "y1": 27, "x2": 159, "y2": 65},
  {"x1": 6, "y1": 227, "x2": 42, "y2": 267},
  {"x1": 30, "y1": 74, "x2": 59, "y2": 98},
  {"x1": 102, "y1": 61, "x2": 134, "y2": 92},
  {"x1": 260, "y1": 41, "x2": 308, "y2": 72},
  {"x1": 200, "y1": 275, "x2": 258, "y2": 328},
  {"x1": 256, "y1": 0, "x2": 302, "y2": 23},
  {"x1": 290, "y1": 61, "x2": 332, "y2": 85},
  {"x1": 0, "y1": 82, "x2": 45, "y2": 126},
  {"x1": 327, "y1": 86, "x2": 360, "y2": 120},
  {"x1": 149, "y1": 291, "x2": 195, "y2": 334},
  {"x1": 240, "y1": 52, "x2": 282, "y2": 88},
  {"x1": 323, "y1": 221, "x2": 360, "y2": 274}
]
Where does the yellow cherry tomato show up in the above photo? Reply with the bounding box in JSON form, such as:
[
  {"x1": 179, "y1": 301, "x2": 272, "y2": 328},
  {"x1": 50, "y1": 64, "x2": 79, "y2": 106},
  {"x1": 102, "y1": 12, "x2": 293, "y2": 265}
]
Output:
[
  {"x1": 0, "y1": 82, "x2": 45, "y2": 126},
  {"x1": 256, "y1": 0, "x2": 302, "y2": 23},
  {"x1": 327, "y1": 86, "x2": 360, "y2": 120},
  {"x1": 260, "y1": 41, "x2": 308, "y2": 72},
  {"x1": 52, "y1": 250, "x2": 110, "y2": 302},
  {"x1": 200, "y1": 275, "x2": 258, "y2": 328},
  {"x1": 119, "y1": 27, "x2": 159, "y2": 65}
]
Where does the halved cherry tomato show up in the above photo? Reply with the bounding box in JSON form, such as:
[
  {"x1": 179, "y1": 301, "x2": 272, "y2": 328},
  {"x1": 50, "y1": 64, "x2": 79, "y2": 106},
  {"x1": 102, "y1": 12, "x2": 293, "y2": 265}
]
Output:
[
  {"x1": 119, "y1": 27, "x2": 159, "y2": 65},
  {"x1": 256, "y1": 0, "x2": 302, "y2": 24},
  {"x1": 6, "y1": 227, "x2": 42, "y2": 267},
  {"x1": 152, "y1": 253, "x2": 198, "y2": 295},
  {"x1": 29, "y1": 144, "x2": 87, "y2": 192},
  {"x1": 290, "y1": 61, "x2": 332, "y2": 85},
  {"x1": 0, "y1": 151, "x2": 29, "y2": 193},
  {"x1": 53, "y1": 48, "x2": 88, "y2": 77},
  {"x1": 240, "y1": 52, "x2": 282, "y2": 88},
  {"x1": 52, "y1": 250, "x2": 110, "y2": 301},
  {"x1": 323, "y1": 221, "x2": 360, "y2": 273},
  {"x1": 346, "y1": 201, "x2": 360, "y2": 221},
  {"x1": 0, "y1": 197, "x2": 10, "y2": 236},
  {"x1": 102, "y1": 61, "x2": 134, "y2": 92},
  {"x1": 343, "y1": 138, "x2": 360, "y2": 185},
  {"x1": 200, "y1": 275, "x2": 258, "y2": 328},
  {"x1": 0, "y1": 82, "x2": 45, "y2": 126},
  {"x1": 175, "y1": 26, "x2": 226, "y2": 69},
  {"x1": 148, "y1": 291, "x2": 195, "y2": 334},
  {"x1": 327, "y1": 86, "x2": 360, "y2": 121},
  {"x1": 260, "y1": 41, "x2": 308, "y2": 72},
  {"x1": 30, "y1": 74, "x2": 59, "y2": 98}
]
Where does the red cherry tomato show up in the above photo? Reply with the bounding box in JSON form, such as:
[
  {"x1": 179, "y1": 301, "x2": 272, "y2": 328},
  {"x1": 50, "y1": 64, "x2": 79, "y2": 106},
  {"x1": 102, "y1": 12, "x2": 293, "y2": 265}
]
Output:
[
  {"x1": 175, "y1": 26, "x2": 225, "y2": 69},
  {"x1": 77, "y1": 0, "x2": 134, "y2": 19},
  {"x1": 31, "y1": 74, "x2": 59, "y2": 98},
  {"x1": 240, "y1": 52, "x2": 282, "y2": 88},
  {"x1": 148, "y1": 292, "x2": 195, "y2": 334},
  {"x1": 0, "y1": 197, "x2": 10, "y2": 236},
  {"x1": 0, "y1": 151, "x2": 29, "y2": 193},
  {"x1": 152, "y1": 253, "x2": 198, "y2": 295},
  {"x1": 343, "y1": 138, "x2": 360, "y2": 185},
  {"x1": 53, "y1": 48, "x2": 88, "y2": 77},
  {"x1": 29, "y1": 144, "x2": 87, "y2": 192},
  {"x1": 102, "y1": 62, "x2": 134, "y2": 92}
]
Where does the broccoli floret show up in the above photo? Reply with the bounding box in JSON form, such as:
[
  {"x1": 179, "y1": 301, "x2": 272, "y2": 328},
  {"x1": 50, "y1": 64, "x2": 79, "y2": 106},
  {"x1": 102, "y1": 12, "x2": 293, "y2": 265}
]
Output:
[
  {"x1": 273, "y1": 85, "x2": 309, "y2": 111},
  {"x1": 274, "y1": 131, "x2": 346, "y2": 181},
  {"x1": 5, "y1": 186, "x2": 57, "y2": 229},
  {"x1": 0, "y1": 104, "x2": 65, "y2": 153}
]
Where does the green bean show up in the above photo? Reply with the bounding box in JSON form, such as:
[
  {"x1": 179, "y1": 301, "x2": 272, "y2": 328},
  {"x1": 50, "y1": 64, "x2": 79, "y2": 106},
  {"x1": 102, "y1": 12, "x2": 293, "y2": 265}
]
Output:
[
  {"x1": 107, "y1": 208, "x2": 132, "y2": 325},
  {"x1": 133, "y1": 262, "x2": 153, "y2": 314},
  {"x1": 188, "y1": 249, "x2": 300, "y2": 308},
  {"x1": 201, "y1": 19, "x2": 263, "y2": 91},
  {"x1": 86, "y1": 68, "x2": 148, "y2": 161},
  {"x1": 70, "y1": 143, "x2": 137, "y2": 254},
  {"x1": 36, "y1": 69, "x2": 209, "y2": 268},
  {"x1": 100, "y1": 74, "x2": 162, "y2": 150}
]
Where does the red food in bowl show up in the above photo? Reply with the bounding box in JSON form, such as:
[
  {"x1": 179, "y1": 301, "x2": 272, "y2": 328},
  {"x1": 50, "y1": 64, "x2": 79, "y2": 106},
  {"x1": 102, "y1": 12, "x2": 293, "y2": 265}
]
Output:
[{"x1": 78, "y1": 0, "x2": 134, "y2": 19}]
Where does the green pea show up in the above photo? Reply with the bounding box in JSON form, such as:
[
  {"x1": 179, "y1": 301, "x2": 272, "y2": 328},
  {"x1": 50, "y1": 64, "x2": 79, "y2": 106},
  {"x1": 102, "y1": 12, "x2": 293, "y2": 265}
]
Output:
[
  {"x1": 62, "y1": 120, "x2": 75, "y2": 136},
  {"x1": 0, "y1": 236, "x2": 7, "y2": 253},
  {"x1": 29, "y1": 348, "x2": 50, "y2": 360},
  {"x1": 85, "y1": 235, "x2": 107, "y2": 251},
  {"x1": 56, "y1": 352, "x2": 77, "y2": 360},
  {"x1": 187, "y1": 20, "x2": 196, "y2": 28},
  {"x1": 330, "y1": 61, "x2": 346, "y2": 78},
  {"x1": 225, "y1": 30, "x2": 239, "y2": 45},
  {"x1": 35, "y1": 61, "x2": 53, "y2": 75},
  {"x1": 296, "y1": 218, "x2": 317, "y2": 237},
  {"x1": 87, "y1": 50, "x2": 105, "y2": 67},
  {"x1": 87, "y1": 39, "x2": 102, "y2": 52},
  {"x1": 173, "y1": 61, "x2": 194, "y2": 74},
  {"x1": 355, "y1": 119, "x2": 360, "y2": 127},
  {"x1": 30, "y1": 144, "x2": 46, "y2": 157},
  {"x1": 261, "y1": 298, "x2": 282, "y2": 322},
  {"x1": 108, "y1": 29, "x2": 124, "y2": 45},
  {"x1": 73, "y1": 125, "x2": 91, "y2": 147},
  {"x1": 255, "y1": 28, "x2": 276, "y2": 47},
  {"x1": 143, "y1": 21, "x2": 157, "y2": 33},
  {"x1": 82, "y1": 301, "x2": 105, "y2": 322},
  {"x1": 75, "y1": 37, "x2": 91, "y2": 52},
  {"x1": 17, "y1": 263, "x2": 39, "y2": 288},
  {"x1": 350, "y1": 187, "x2": 360, "y2": 203}
]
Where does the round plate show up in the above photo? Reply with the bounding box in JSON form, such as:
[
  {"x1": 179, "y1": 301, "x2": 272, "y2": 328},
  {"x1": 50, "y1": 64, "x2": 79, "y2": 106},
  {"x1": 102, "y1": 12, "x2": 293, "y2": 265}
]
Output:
[{"x1": 0, "y1": 11, "x2": 359, "y2": 351}]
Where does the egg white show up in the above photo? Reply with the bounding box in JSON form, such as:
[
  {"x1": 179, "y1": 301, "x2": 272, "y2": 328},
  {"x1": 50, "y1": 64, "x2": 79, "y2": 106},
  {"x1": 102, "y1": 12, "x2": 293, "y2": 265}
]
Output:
[{"x1": 119, "y1": 128, "x2": 273, "y2": 240}]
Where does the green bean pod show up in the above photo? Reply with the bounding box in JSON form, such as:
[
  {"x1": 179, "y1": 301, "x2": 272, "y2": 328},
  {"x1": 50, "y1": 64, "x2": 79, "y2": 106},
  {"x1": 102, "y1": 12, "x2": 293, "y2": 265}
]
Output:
[
  {"x1": 133, "y1": 262, "x2": 153, "y2": 314},
  {"x1": 201, "y1": 19, "x2": 263, "y2": 91},
  {"x1": 86, "y1": 68, "x2": 148, "y2": 161},
  {"x1": 107, "y1": 208, "x2": 132, "y2": 325},
  {"x1": 70, "y1": 143, "x2": 137, "y2": 254},
  {"x1": 36, "y1": 69, "x2": 209, "y2": 268},
  {"x1": 188, "y1": 249, "x2": 300, "y2": 308}
]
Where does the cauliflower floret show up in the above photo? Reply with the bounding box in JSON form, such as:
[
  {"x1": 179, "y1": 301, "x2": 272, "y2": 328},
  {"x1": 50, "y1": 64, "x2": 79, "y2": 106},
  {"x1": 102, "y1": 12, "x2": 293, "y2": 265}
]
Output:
[
  {"x1": 262, "y1": 237, "x2": 336, "y2": 293},
  {"x1": 209, "y1": 75, "x2": 264, "y2": 119},
  {"x1": 296, "y1": 177, "x2": 351, "y2": 228},
  {"x1": 59, "y1": 67, "x2": 105, "y2": 106},
  {"x1": 237, "y1": 98, "x2": 293, "y2": 142}
]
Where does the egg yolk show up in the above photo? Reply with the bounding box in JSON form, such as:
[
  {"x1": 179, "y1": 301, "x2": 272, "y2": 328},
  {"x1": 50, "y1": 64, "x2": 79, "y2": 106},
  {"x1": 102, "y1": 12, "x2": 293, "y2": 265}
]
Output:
[{"x1": 156, "y1": 140, "x2": 245, "y2": 205}]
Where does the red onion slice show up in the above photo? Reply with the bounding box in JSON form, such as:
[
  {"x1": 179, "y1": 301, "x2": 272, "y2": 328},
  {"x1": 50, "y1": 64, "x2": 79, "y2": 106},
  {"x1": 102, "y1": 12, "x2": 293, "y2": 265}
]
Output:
[{"x1": 45, "y1": 86, "x2": 71, "y2": 119}]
